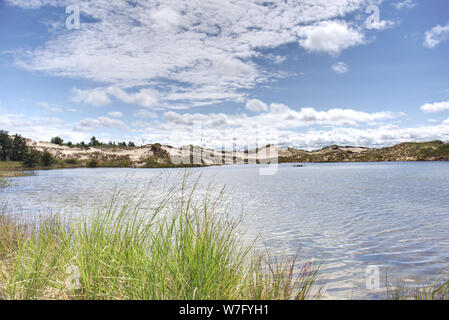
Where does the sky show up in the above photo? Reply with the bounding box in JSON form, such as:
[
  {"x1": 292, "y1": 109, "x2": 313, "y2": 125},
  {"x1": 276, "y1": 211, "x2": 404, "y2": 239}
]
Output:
[{"x1": 0, "y1": 0, "x2": 449, "y2": 150}]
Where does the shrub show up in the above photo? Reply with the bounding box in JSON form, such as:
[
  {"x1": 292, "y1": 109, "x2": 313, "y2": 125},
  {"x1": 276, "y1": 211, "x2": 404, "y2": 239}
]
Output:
[
  {"x1": 22, "y1": 149, "x2": 42, "y2": 168},
  {"x1": 50, "y1": 137, "x2": 64, "y2": 145},
  {"x1": 65, "y1": 158, "x2": 78, "y2": 165},
  {"x1": 40, "y1": 150, "x2": 54, "y2": 167},
  {"x1": 87, "y1": 158, "x2": 99, "y2": 168},
  {"x1": 0, "y1": 130, "x2": 11, "y2": 161},
  {"x1": 0, "y1": 131, "x2": 28, "y2": 161},
  {"x1": 9, "y1": 134, "x2": 28, "y2": 161},
  {"x1": 89, "y1": 136, "x2": 101, "y2": 147}
]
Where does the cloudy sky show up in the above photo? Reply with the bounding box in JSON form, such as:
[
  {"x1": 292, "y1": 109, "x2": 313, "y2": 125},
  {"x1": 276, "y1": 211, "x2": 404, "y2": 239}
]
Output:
[{"x1": 0, "y1": 0, "x2": 448, "y2": 149}]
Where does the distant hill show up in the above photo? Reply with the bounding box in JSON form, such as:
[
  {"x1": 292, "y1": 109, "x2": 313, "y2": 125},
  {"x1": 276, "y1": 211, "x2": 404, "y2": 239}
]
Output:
[
  {"x1": 278, "y1": 140, "x2": 449, "y2": 163},
  {"x1": 26, "y1": 139, "x2": 449, "y2": 168}
]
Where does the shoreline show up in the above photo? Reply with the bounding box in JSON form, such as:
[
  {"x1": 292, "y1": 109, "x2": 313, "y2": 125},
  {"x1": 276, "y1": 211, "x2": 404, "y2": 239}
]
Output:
[{"x1": 2, "y1": 158, "x2": 449, "y2": 177}]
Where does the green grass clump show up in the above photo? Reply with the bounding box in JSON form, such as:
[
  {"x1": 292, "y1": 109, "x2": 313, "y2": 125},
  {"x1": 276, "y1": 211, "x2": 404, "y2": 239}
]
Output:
[
  {"x1": 386, "y1": 280, "x2": 449, "y2": 300},
  {"x1": 64, "y1": 158, "x2": 79, "y2": 165},
  {"x1": 0, "y1": 175, "x2": 319, "y2": 300},
  {"x1": 0, "y1": 177, "x2": 10, "y2": 188}
]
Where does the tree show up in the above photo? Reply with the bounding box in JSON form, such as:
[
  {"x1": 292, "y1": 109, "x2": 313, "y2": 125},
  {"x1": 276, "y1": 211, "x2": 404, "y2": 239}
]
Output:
[
  {"x1": 89, "y1": 136, "x2": 101, "y2": 147},
  {"x1": 9, "y1": 134, "x2": 28, "y2": 161},
  {"x1": 0, "y1": 130, "x2": 11, "y2": 161},
  {"x1": 118, "y1": 142, "x2": 127, "y2": 148},
  {"x1": 41, "y1": 150, "x2": 54, "y2": 167},
  {"x1": 128, "y1": 141, "x2": 136, "y2": 148},
  {"x1": 51, "y1": 136, "x2": 64, "y2": 145},
  {"x1": 22, "y1": 149, "x2": 42, "y2": 168}
]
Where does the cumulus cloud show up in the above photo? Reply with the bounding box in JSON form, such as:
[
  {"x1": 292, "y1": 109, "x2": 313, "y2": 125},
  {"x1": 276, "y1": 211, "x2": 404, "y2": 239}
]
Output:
[
  {"x1": 332, "y1": 61, "x2": 349, "y2": 74},
  {"x1": 72, "y1": 88, "x2": 111, "y2": 107},
  {"x1": 424, "y1": 23, "x2": 449, "y2": 48},
  {"x1": 8, "y1": 0, "x2": 383, "y2": 107},
  {"x1": 72, "y1": 87, "x2": 159, "y2": 108},
  {"x1": 161, "y1": 102, "x2": 399, "y2": 131},
  {"x1": 134, "y1": 109, "x2": 158, "y2": 119},
  {"x1": 74, "y1": 116, "x2": 131, "y2": 132},
  {"x1": 297, "y1": 20, "x2": 365, "y2": 55},
  {"x1": 246, "y1": 99, "x2": 268, "y2": 113},
  {"x1": 421, "y1": 100, "x2": 449, "y2": 113},
  {"x1": 138, "y1": 116, "x2": 449, "y2": 150},
  {"x1": 0, "y1": 112, "x2": 86, "y2": 143}
]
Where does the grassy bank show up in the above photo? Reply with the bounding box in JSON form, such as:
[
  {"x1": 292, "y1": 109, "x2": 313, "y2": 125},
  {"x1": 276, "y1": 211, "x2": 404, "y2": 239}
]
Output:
[
  {"x1": 0, "y1": 175, "x2": 319, "y2": 300},
  {"x1": 0, "y1": 161, "x2": 26, "y2": 178}
]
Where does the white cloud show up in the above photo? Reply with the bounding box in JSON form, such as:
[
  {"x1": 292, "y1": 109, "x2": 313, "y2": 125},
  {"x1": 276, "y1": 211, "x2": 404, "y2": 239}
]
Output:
[
  {"x1": 0, "y1": 112, "x2": 86, "y2": 143},
  {"x1": 8, "y1": 0, "x2": 381, "y2": 107},
  {"x1": 72, "y1": 88, "x2": 111, "y2": 107},
  {"x1": 421, "y1": 100, "x2": 449, "y2": 113},
  {"x1": 134, "y1": 109, "x2": 158, "y2": 119},
  {"x1": 132, "y1": 120, "x2": 154, "y2": 128},
  {"x1": 161, "y1": 102, "x2": 399, "y2": 131},
  {"x1": 368, "y1": 20, "x2": 397, "y2": 31},
  {"x1": 139, "y1": 115, "x2": 449, "y2": 150},
  {"x1": 150, "y1": 7, "x2": 183, "y2": 31},
  {"x1": 72, "y1": 87, "x2": 159, "y2": 108},
  {"x1": 297, "y1": 20, "x2": 365, "y2": 55},
  {"x1": 74, "y1": 116, "x2": 131, "y2": 132},
  {"x1": 332, "y1": 61, "x2": 349, "y2": 74},
  {"x1": 108, "y1": 111, "x2": 123, "y2": 118},
  {"x1": 394, "y1": 0, "x2": 416, "y2": 10},
  {"x1": 246, "y1": 99, "x2": 268, "y2": 113},
  {"x1": 424, "y1": 23, "x2": 449, "y2": 48},
  {"x1": 106, "y1": 87, "x2": 159, "y2": 109}
]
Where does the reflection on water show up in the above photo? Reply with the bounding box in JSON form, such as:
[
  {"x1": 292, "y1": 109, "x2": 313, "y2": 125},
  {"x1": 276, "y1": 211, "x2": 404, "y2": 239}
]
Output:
[{"x1": 3, "y1": 162, "x2": 449, "y2": 299}]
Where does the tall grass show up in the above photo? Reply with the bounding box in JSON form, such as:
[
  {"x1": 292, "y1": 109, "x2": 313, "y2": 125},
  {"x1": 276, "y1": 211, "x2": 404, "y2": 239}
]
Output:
[
  {"x1": 0, "y1": 174, "x2": 319, "y2": 300},
  {"x1": 386, "y1": 279, "x2": 449, "y2": 300}
]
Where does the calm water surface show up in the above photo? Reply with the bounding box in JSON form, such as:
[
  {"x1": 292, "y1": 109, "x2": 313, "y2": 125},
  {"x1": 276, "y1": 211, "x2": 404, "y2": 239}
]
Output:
[{"x1": 3, "y1": 162, "x2": 449, "y2": 299}]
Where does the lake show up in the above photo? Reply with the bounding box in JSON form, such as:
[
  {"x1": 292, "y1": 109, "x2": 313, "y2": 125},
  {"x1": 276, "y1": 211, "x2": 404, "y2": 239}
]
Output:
[{"x1": 2, "y1": 162, "x2": 449, "y2": 299}]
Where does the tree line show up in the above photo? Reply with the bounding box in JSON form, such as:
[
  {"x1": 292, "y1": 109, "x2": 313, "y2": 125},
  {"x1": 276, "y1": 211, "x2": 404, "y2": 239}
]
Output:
[
  {"x1": 51, "y1": 136, "x2": 136, "y2": 148},
  {"x1": 0, "y1": 130, "x2": 55, "y2": 167},
  {"x1": 1, "y1": 130, "x2": 140, "y2": 168}
]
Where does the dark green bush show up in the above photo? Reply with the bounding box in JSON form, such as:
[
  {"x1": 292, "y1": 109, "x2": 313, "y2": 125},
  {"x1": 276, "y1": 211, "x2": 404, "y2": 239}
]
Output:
[
  {"x1": 0, "y1": 131, "x2": 28, "y2": 161},
  {"x1": 50, "y1": 137, "x2": 64, "y2": 145},
  {"x1": 65, "y1": 158, "x2": 78, "y2": 165},
  {"x1": 40, "y1": 150, "x2": 54, "y2": 167},
  {"x1": 22, "y1": 149, "x2": 42, "y2": 168},
  {"x1": 87, "y1": 158, "x2": 99, "y2": 168}
]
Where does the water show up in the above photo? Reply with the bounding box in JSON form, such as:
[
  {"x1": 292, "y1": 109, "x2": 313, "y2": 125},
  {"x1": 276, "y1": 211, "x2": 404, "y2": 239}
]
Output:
[{"x1": 3, "y1": 162, "x2": 449, "y2": 299}]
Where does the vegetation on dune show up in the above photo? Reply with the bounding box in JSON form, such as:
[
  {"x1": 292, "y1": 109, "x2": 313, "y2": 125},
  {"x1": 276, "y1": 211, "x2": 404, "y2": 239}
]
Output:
[
  {"x1": 0, "y1": 131, "x2": 28, "y2": 162},
  {"x1": 0, "y1": 175, "x2": 319, "y2": 300},
  {"x1": 49, "y1": 135, "x2": 139, "y2": 150},
  {"x1": 2, "y1": 129, "x2": 449, "y2": 172},
  {"x1": 279, "y1": 140, "x2": 449, "y2": 163}
]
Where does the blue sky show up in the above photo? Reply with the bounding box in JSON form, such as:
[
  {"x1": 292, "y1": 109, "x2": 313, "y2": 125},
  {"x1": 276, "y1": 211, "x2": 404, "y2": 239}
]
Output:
[{"x1": 0, "y1": 0, "x2": 449, "y2": 149}]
